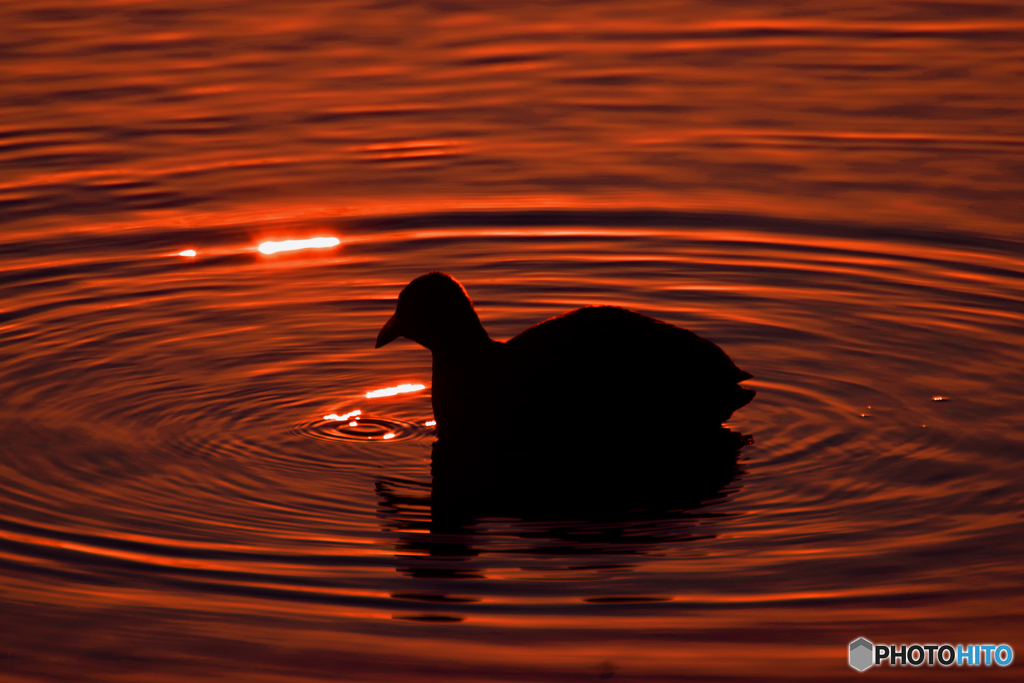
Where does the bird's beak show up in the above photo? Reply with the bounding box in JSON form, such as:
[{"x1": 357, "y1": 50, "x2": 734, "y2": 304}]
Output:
[{"x1": 375, "y1": 312, "x2": 403, "y2": 348}]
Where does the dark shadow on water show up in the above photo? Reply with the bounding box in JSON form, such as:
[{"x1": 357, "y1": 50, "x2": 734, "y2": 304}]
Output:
[{"x1": 376, "y1": 428, "x2": 751, "y2": 580}]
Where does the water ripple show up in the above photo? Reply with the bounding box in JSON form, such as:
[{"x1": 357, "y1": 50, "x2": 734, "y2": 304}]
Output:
[{"x1": 294, "y1": 415, "x2": 433, "y2": 444}]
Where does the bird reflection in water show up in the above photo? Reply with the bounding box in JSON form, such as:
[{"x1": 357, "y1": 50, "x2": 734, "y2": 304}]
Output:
[{"x1": 376, "y1": 427, "x2": 750, "y2": 584}]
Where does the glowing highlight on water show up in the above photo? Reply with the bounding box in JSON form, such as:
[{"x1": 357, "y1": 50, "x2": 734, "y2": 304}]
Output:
[
  {"x1": 258, "y1": 237, "x2": 340, "y2": 255},
  {"x1": 366, "y1": 383, "x2": 426, "y2": 399},
  {"x1": 179, "y1": 250, "x2": 196, "y2": 257},
  {"x1": 324, "y1": 409, "x2": 361, "y2": 421},
  {"x1": 424, "y1": 420, "x2": 436, "y2": 427},
  {"x1": 383, "y1": 433, "x2": 396, "y2": 440}
]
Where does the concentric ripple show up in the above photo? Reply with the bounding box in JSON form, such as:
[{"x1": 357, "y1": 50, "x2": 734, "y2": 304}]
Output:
[
  {"x1": 295, "y1": 415, "x2": 433, "y2": 443},
  {"x1": 1, "y1": 207, "x2": 1022, "y2": 681}
]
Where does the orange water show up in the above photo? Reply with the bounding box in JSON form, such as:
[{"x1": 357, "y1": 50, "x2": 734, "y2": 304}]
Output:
[{"x1": 1, "y1": 1, "x2": 1023, "y2": 681}]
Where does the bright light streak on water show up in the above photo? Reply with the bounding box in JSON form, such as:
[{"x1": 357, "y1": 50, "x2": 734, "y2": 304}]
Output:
[
  {"x1": 424, "y1": 420, "x2": 436, "y2": 427},
  {"x1": 366, "y1": 383, "x2": 426, "y2": 399},
  {"x1": 179, "y1": 250, "x2": 196, "y2": 257},
  {"x1": 382, "y1": 433, "x2": 395, "y2": 440},
  {"x1": 258, "y1": 237, "x2": 340, "y2": 255},
  {"x1": 324, "y1": 409, "x2": 361, "y2": 421}
]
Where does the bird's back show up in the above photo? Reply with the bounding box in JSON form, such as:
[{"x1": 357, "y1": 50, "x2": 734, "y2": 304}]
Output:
[{"x1": 504, "y1": 306, "x2": 754, "y2": 432}]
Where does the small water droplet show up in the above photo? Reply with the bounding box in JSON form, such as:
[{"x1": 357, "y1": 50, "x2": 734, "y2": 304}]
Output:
[{"x1": 932, "y1": 396, "x2": 949, "y2": 402}]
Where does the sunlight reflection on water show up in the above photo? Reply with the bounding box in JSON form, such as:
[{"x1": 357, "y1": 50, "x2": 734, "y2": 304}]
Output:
[
  {"x1": 258, "y1": 236, "x2": 341, "y2": 255},
  {"x1": 366, "y1": 383, "x2": 428, "y2": 399}
]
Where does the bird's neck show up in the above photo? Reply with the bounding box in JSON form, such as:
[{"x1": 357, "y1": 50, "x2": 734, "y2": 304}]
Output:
[
  {"x1": 422, "y1": 316, "x2": 493, "y2": 359},
  {"x1": 430, "y1": 334, "x2": 498, "y2": 365},
  {"x1": 429, "y1": 338, "x2": 503, "y2": 440}
]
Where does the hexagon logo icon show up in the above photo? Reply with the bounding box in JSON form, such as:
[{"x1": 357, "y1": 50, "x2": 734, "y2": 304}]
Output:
[{"x1": 849, "y1": 637, "x2": 874, "y2": 671}]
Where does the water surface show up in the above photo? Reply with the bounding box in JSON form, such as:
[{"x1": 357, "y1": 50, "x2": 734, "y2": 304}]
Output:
[{"x1": 1, "y1": 1, "x2": 1023, "y2": 681}]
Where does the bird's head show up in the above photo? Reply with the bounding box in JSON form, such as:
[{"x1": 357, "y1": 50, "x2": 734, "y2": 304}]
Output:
[{"x1": 375, "y1": 272, "x2": 490, "y2": 352}]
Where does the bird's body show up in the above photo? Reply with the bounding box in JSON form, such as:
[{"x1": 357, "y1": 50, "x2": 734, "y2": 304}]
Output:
[{"x1": 375, "y1": 273, "x2": 755, "y2": 451}]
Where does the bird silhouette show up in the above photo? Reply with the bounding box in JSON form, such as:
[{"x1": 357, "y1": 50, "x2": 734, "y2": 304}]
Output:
[
  {"x1": 375, "y1": 272, "x2": 753, "y2": 442},
  {"x1": 374, "y1": 272, "x2": 755, "y2": 515}
]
